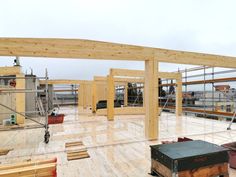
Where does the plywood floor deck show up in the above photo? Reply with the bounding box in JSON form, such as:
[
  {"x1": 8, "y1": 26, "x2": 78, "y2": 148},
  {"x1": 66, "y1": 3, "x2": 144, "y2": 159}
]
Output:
[{"x1": 1, "y1": 106, "x2": 236, "y2": 177}]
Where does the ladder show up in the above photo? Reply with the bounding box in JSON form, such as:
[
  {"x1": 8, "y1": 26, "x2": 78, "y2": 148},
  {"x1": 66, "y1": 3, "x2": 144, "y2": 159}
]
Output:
[
  {"x1": 214, "y1": 87, "x2": 236, "y2": 130},
  {"x1": 36, "y1": 97, "x2": 45, "y2": 116},
  {"x1": 227, "y1": 111, "x2": 236, "y2": 130},
  {"x1": 53, "y1": 92, "x2": 60, "y2": 110},
  {"x1": 159, "y1": 90, "x2": 174, "y2": 116}
]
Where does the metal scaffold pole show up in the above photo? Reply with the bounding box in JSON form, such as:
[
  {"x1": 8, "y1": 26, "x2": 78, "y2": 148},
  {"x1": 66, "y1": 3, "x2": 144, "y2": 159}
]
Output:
[
  {"x1": 44, "y1": 69, "x2": 50, "y2": 144},
  {"x1": 185, "y1": 68, "x2": 187, "y2": 115}
]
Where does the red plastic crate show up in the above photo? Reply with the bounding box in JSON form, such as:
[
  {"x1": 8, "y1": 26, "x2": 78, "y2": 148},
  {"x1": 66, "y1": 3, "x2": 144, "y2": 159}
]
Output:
[{"x1": 48, "y1": 114, "x2": 64, "y2": 124}]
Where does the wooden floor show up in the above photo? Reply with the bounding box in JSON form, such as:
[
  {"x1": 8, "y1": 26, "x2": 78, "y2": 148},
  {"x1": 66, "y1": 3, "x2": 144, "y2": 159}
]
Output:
[{"x1": 1, "y1": 106, "x2": 236, "y2": 177}]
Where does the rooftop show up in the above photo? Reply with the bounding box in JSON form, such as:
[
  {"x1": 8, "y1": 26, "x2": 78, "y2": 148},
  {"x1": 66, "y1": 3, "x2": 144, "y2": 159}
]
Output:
[{"x1": 1, "y1": 106, "x2": 236, "y2": 176}]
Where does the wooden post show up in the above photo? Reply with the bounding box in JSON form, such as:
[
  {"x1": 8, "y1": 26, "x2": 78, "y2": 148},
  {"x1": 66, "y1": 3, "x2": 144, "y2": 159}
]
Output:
[
  {"x1": 107, "y1": 74, "x2": 114, "y2": 121},
  {"x1": 92, "y1": 81, "x2": 97, "y2": 113},
  {"x1": 82, "y1": 84, "x2": 86, "y2": 109},
  {"x1": 124, "y1": 83, "x2": 128, "y2": 107},
  {"x1": 145, "y1": 59, "x2": 158, "y2": 139},
  {"x1": 176, "y1": 75, "x2": 183, "y2": 116},
  {"x1": 77, "y1": 87, "x2": 80, "y2": 111},
  {"x1": 15, "y1": 74, "x2": 25, "y2": 124},
  {"x1": 78, "y1": 83, "x2": 84, "y2": 108}
]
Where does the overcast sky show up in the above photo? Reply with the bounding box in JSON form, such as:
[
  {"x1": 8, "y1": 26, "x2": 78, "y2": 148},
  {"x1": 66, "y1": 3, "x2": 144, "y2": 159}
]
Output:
[{"x1": 1, "y1": 0, "x2": 236, "y2": 80}]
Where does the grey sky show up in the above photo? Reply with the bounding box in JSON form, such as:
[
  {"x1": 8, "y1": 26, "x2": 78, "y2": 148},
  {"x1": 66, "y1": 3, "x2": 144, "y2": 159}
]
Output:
[{"x1": 1, "y1": 0, "x2": 236, "y2": 80}]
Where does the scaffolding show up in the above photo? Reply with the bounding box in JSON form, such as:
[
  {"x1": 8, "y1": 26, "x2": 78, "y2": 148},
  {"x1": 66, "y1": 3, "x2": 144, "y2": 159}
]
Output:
[
  {"x1": 0, "y1": 69, "x2": 50, "y2": 143},
  {"x1": 161, "y1": 67, "x2": 236, "y2": 123}
]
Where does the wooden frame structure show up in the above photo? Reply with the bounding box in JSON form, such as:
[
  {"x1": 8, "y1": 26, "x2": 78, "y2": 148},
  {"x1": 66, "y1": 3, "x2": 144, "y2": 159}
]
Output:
[
  {"x1": 93, "y1": 76, "x2": 145, "y2": 117},
  {"x1": 0, "y1": 66, "x2": 25, "y2": 124},
  {"x1": 106, "y1": 69, "x2": 182, "y2": 120},
  {"x1": 39, "y1": 79, "x2": 93, "y2": 109},
  {"x1": 1, "y1": 38, "x2": 236, "y2": 139}
]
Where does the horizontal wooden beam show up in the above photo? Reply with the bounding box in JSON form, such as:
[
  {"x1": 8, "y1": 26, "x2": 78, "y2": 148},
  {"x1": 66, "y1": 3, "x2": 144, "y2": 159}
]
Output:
[
  {"x1": 39, "y1": 79, "x2": 92, "y2": 85},
  {"x1": 161, "y1": 77, "x2": 236, "y2": 87},
  {"x1": 155, "y1": 49, "x2": 236, "y2": 68},
  {"x1": 0, "y1": 66, "x2": 22, "y2": 75},
  {"x1": 110, "y1": 69, "x2": 181, "y2": 79},
  {"x1": 184, "y1": 77, "x2": 236, "y2": 85},
  {"x1": 94, "y1": 76, "x2": 144, "y2": 83},
  {"x1": 166, "y1": 106, "x2": 235, "y2": 117},
  {"x1": 110, "y1": 68, "x2": 144, "y2": 77},
  {"x1": 0, "y1": 38, "x2": 151, "y2": 61},
  {"x1": 158, "y1": 72, "x2": 181, "y2": 79},
  {"x1": 1, "y1": 38, "x2": 236, "y2": 68}
]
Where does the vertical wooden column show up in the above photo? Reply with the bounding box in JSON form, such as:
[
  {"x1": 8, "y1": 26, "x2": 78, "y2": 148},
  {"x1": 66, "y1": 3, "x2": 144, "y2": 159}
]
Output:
[
  {"x1": 77, "y1": 87, "x2": 80, "y2": 111},
  {"x1": 124, "y1": 83, "x2": 128, "y2": 107},
  {"x1": 143, "y1": 83, "x2": 145, "y2": 108},
  {"x1": 107, "y1": 74, "x2": 114, "y2": 121},
  {"x1": 145, "y1": 59, "x2": 158, "y2": 139},
  {"x1": 15, "y1": 74, "x2": 25, "y2": 124},
  {"x1": 82, "y1": 83, "x2": 86, "y2": 109},
  {"x1": 78, "y1": 83, "x2": 84, "y2": 108},
  {"x1": 176, "y1": 75, "x2": 183, "y2": 116},
  {"x1": 92, "y1": 81, "x2": 97, "y2": 113}
]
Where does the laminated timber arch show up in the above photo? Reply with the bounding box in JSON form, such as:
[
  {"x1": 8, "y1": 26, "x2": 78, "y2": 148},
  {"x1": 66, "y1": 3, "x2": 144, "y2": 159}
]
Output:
[{"x1": 1, "y1": 38, "x2": 236, "y2": 140}]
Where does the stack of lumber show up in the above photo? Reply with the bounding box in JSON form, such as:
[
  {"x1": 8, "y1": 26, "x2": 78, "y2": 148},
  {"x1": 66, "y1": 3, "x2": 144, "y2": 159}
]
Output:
[
  {"x1": 0, "y1": 158, "x2": 57, "y2": 177},
  {"x1": 65, "y1": 141, "x2": 90, "y2": 161},
  {"x1": 0, "y1": 148, "x2": 13, "y2": 156}
]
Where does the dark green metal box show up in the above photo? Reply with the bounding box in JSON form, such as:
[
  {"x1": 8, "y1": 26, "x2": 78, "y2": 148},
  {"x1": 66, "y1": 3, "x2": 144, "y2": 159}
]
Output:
[{"x1": 150, "y1": 140, "x2": 229, "y2": 172}]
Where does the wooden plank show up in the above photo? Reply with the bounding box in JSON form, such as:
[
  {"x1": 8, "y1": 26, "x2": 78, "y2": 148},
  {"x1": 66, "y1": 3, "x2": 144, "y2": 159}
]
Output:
[
  {"x1": 20, "y1": 171, "x2": 56, "y2": 177},
  {"x1": 0, "y1": 163, "x2": 56, "y2": 177},
  {"x1": 67, "y1": 151, "x2": 88, "y2": 157},
  {"x1": 66, "y1": 149, "x2": 87, "y2": 154},
  {"x1": 0, "y1": 148, "x2": 13, "y2": 156},
  {"x1": 67, "y1": 154, "x2": 90, "y2": 161},
  {"x1": 0, "y1": 158, "x2": 56, "y2": 171},
  {"x1": 65, "y1": 141, "x2": 83, "y2": 148}
]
